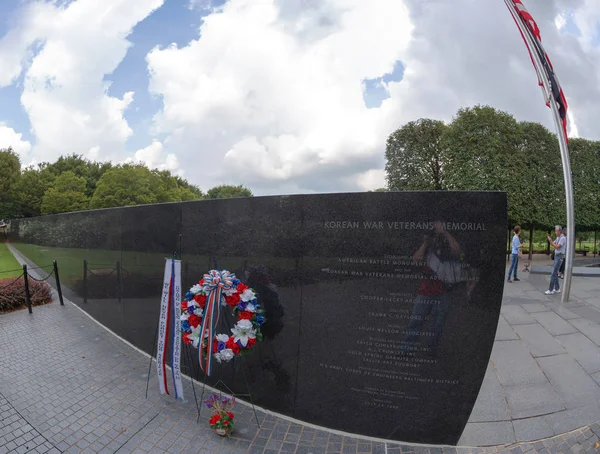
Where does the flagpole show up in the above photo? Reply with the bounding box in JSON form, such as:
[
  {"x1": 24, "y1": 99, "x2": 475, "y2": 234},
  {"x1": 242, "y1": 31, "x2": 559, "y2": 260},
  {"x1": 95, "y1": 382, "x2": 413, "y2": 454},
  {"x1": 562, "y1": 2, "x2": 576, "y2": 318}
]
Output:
[{"x1": 505, "y1": 0, "x2": 575, "y2": 302}]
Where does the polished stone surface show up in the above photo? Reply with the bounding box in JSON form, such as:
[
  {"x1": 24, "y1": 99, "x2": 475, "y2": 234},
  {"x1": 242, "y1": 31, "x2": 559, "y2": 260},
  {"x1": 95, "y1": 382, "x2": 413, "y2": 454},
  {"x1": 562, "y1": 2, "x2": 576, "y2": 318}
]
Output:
[
  {"x1": 5, "y1": 246, "x2": 600, "y2": 452},
  {"x1": 8, "y1": 192, "x2": 508, "y2": 445}
]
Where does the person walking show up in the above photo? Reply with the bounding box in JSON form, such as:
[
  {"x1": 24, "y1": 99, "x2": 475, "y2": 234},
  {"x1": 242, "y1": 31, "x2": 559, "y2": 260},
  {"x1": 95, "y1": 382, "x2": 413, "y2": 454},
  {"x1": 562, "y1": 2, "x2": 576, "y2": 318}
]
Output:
[
  {"x1": 546, "y1": 225, "x2": 566, "y2": 295},
  {"x1": 507, "y1": 225, "x2": 526, "y2": 283},
  {"x1": 558, "y1": 227, "x2": 568, "y2": 279}
]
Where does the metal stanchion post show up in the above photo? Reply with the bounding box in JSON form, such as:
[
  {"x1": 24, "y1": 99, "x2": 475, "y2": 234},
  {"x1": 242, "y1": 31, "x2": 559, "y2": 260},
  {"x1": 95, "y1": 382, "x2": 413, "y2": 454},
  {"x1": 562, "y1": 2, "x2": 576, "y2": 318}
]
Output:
[
  {"x1": 53, "y1": 260, "x2": 64, "y2": 306},
  {"x1": 23, "y1": 264, "x2": 32, "y2": 314}
]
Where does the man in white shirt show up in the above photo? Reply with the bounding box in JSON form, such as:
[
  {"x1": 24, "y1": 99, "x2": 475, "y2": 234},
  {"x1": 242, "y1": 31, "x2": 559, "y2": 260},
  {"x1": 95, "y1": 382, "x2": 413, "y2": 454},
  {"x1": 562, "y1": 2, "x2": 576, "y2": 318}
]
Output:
[{"x1": 545, "y1": 225, "x2": 566, "y2": 295}]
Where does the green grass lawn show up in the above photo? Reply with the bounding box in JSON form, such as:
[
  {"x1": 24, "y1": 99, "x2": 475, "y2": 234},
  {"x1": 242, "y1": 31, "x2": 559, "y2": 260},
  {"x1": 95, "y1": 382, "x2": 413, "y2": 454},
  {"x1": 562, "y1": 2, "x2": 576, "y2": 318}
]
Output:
[{"x1": 0, "y1": 243, "x2": 23, "y2": 278}]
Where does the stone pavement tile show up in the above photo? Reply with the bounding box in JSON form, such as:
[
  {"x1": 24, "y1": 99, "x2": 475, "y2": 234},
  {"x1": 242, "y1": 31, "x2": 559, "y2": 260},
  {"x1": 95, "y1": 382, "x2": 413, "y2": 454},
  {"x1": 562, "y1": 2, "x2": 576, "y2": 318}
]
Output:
[
  {"x1": 496, "y1": 316, "x2": 519, "y2": 341},
  {"x1": 522, "y1": 303, "x2": 550, "y2": 314},
  {"x1": 570, "y1": 288, "x2": 597, "y2": 299},
  {"x1": 468, "y1": 365, "x2": 510, "y2": 423},
  {"x1": 501, "y1": 306, "x2": 537, "y2": 326},
  {"x1": 544, "y1": 303, "x2": 582, "y2": 320},
  {"x1": 512, "y1": 324, "x2": 566, "y2": 358},
  {"x1": 568, "y1": 318, "x2": 600, "y2": 346},
  {"x1": 570, "y1": 306, "x2": 600, "y2": 324},
  {"x1": 491, "y1": 341, "x2": 548, "y2": 387},
  {"x1": 458, "y1": 421, "x2": 515, "y2": 446},
  {"x1": 556, "y1": 333, "x2": 600, "y2": 374},
  {"x1": 536, "y1": 354, "x2": 600, "y2": 407},
  {"x1": 531, "y1": 312, "x2": 578, "y2": 336},
  {"x1": 586, "y1": 298, "x2": 600, "y2": 311},
  {"x1": 512, "y1": 416, "x2": 554, "y2": 442},
  {"x1": 544, "y1": 403, "x2": 600, "y2": 435},
  {"x1": 504, "y1": 383, "x2": 565, "y2": 419}
]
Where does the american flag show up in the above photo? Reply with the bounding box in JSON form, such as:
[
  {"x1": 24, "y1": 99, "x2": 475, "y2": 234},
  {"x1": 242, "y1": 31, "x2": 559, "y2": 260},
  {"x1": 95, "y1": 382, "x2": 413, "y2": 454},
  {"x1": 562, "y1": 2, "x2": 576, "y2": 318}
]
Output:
[{"x1": 506, "y1": 0, "x2": 569, "y2": 142}]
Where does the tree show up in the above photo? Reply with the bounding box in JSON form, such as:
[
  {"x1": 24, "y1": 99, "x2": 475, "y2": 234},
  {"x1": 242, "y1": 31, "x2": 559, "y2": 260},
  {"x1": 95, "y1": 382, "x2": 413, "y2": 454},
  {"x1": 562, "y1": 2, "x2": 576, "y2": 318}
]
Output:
[
  {"x1": 0, "y1": 148, "x2": 20, "y2": 194},
  {"x1": 0, "y1": 148, "x2": 21, "y2": 219},
  {"x1": 41, "y1": 154, "x2": 112, "y2": 198},
  {"x1": 569, "y1": 138, "x2": 600, "y2": 229},
  {"x1": 90, "y1": 165, "x2": 158, "y2": 209},
  {"x1": 207, "y1": 185, "x2": 253, "y2": 199},
  {"x1": 12, "y1": 167, "x2": 55, "y2": 217},
  {"x1": 90, "y1": 165, "x2": 205, "y2": 209},
  {"x1": 41, "y1": 171, "x2": 89, "y2": 215},
  {"x1": 518, "y1": 122, "x2": 563, "y2": 228},
  {"x1": 385, "y1": 119, "x2": 448, "y2": 190},
  {"x1": 152, "y1": 170, "x2": 204, "y2": 203},
  {"x1": 443, "y1": 105, "x2": 528, "y2": 223}
]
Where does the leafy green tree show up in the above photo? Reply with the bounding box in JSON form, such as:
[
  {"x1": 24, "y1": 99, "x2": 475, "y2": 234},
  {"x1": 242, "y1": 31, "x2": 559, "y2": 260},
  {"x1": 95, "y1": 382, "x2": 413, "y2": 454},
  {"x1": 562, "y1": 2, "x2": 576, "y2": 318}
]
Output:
[
  {"x1": 151, "y1": 170, "x2": 204, "y2": 203},
  {"x1": 11, "y1": 167, "x2": 55, "y2": 217},
  {"x1": 518, "y1": 122, "x2": 563, "y2": 228},
  {"x1": 41, "y1": 154, "x2": 112, "y2": 198},
  {"x1": 206, "y1": 185, "x2": 253, "y2": 199},
  {"x1": 569, "y1": 138, "x2": 600, "y2": 229},
  {"x1": 90, "y1": 165, "x2": 158, "y2": 209},
  {"x1": 41, "y1": 171, "x2": 89, "y2": 215},
  {"x1": 385, "y1": 119, "x2": 448, "y2": 190},
  {"x1": 90, "y1": 165, "x2": 205, "y2": 209},
  {"x1": 443, "y1": 105, "x2": 528, "y2": 223},
  {"x1": 0, "y1": 148, "x2": 20, "y2": 194},
  {"x1": 0, "y1": 148, "x2": 21, "y2": 219}
]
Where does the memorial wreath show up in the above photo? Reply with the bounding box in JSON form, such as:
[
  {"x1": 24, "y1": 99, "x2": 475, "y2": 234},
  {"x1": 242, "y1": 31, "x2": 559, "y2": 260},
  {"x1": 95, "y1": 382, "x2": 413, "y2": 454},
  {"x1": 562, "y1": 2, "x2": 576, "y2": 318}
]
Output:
[{"x1": 180, "y1": 270, "x2": 266, "y2": 376}]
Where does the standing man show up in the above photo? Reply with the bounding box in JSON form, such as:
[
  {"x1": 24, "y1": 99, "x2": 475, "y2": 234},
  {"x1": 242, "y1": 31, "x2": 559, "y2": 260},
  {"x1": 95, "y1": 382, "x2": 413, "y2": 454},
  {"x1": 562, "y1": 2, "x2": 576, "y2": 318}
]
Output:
[
  {"x1": 546, "y1": 226, "x2": 566, "y2": 295},
  {"x1": 558, "y1": 227, "x2": 568, "y2": 279},
  {"x1": 507, "y1": 225, "x2": 526, "y2": 283}
]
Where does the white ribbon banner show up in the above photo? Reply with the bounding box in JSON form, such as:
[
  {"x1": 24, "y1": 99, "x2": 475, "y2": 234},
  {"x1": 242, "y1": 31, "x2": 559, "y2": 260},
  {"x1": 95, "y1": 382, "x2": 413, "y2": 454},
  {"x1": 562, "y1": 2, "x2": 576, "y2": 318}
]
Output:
[
  {"x1": 171, "y1": 260, "x2": 184, "y2": 400},
  {"x1": 156, "y1": 259, "x2": 172, "y2": 395}
]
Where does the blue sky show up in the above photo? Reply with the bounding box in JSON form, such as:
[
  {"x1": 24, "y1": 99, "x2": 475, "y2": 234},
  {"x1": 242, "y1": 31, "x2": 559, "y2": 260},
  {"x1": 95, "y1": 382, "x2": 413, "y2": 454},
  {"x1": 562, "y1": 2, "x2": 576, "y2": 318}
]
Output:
[
  {"x1": 0, "y1": 0, "x2": 206, "y2": 152},
  {"x1": 0, "y1": 0, "x2": 598, "y2": 194},
  {"x1": 0, "y1": 0, "x2": 404, "y2": 157}
]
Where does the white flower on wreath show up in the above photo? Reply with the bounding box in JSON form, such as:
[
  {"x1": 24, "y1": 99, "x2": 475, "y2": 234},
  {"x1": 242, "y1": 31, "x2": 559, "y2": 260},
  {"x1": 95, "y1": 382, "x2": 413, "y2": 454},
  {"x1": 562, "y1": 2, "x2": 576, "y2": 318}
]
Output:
[
  {"x1": 223, "y1": 287, "x2": 236, "y2": 297},
  {"x1": 188, "y1": 325, "x2": 201, "y2": 348},
  {"x1": 240, "y1": 289, "x2": 255, "y2": 302},
  {"x1": 190, "y1": 284, "x2": 202, "y2": 295},
  {"x1": 215, "y1": 334, "x2": 229, "y2": 343},
  {"x1": 193, "y1": 306, "x2": 203, "y2": 317},
  {"x1": 231, "y1": 319, "x2": 256, "y2": 347},
  {"x1": 215, "y1": 348, "x2": 234, "y2": 363},
  {"x1": 244, "y1": 302, "x2": 257, "y2": 313},
  {"x1": 180, "y1": 313, "x2": 189, "y2": 321}
]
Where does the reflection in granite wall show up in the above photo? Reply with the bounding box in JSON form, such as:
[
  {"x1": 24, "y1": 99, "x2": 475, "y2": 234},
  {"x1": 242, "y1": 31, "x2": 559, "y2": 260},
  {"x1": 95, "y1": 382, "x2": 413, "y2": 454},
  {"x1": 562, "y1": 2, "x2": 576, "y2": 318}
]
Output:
[{"x1": 9, "y1": 192, "x2": 507, "y2": 445}]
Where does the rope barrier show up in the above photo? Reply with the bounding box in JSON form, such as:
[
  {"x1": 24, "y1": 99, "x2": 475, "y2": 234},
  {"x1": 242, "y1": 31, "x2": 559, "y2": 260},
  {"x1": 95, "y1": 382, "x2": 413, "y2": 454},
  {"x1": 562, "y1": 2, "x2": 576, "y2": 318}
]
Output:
[
  {"x1": 87, "y1": 268, "x2": 116, "y2": 277},
  {"x1": 27, "y1": 269, "x2": 55, "y2": 282}
]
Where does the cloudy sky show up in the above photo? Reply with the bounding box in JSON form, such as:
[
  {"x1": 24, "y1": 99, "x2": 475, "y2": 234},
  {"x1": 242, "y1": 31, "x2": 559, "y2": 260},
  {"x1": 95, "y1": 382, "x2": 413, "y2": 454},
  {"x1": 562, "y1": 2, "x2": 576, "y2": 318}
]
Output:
[{"x1": 0, "y1": 0, "x2": 599, "y2": 195}]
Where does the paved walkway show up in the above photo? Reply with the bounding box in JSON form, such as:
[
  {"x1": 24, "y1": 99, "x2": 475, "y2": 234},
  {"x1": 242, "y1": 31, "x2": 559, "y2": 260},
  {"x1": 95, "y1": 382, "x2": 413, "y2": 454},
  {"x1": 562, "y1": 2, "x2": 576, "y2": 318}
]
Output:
[
  {"x1": 1, "y1": 251, "x2": 600, "y2": 453},
  {"x1": 459, "y1": 260, "x2": 600, "y2": 447}
]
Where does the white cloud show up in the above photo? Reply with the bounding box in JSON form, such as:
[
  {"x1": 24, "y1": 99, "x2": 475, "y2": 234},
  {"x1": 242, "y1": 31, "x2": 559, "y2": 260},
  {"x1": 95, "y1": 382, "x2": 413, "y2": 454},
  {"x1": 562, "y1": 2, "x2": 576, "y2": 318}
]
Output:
[
  {"x1": 555, "y1": 12, "x2": 567, "y2": 31},
  {"x1": 0, "y1": 0, "x2": 164, "y2": 164},
  {"x1": 147, "y1": 0, "x2": 413, "y2": 193},
  {"x1": 146, "y1": 0, "x2": 600, "y2": 195},
  {"x1": 0, "y1": 122, "x2": 32, "y2": 162},
  {"x1": 2, "y1": 0, "x2": 600, "y2": 196},
  {"x1": 124, "y1": 140, "x2": 182, "y2": 175},
  {"x1": 357, "y1": 169, "x2": 386, "y2": 191}
]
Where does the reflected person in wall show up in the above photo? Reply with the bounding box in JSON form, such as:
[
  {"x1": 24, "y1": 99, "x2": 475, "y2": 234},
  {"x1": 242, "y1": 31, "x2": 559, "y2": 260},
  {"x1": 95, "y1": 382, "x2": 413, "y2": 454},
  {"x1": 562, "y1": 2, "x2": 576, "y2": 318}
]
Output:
[
  {"x1": 244, "y1": 265, "x2": 290, "y2": 390},
  {"x1": 402, "y1": 221, "x2": 463, "y2": 357}
]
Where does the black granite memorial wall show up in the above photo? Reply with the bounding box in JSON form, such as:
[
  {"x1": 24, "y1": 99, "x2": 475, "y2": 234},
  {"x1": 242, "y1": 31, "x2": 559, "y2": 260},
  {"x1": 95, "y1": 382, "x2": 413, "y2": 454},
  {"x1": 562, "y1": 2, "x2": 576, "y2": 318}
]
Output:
[{"x1": 9, "y1": 191, "x2": 507, "y2": 445}]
